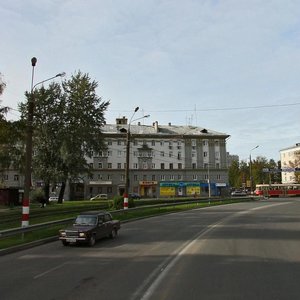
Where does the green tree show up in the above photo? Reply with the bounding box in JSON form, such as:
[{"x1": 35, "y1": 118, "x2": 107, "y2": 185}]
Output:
[
  {"x1": 20, "y1": 71, "x2": 109, "y2": 202},
  {"x1": 0, "y1": 73, "x2": 25, "y2": 185},
  {"x1": 228, "y1": 159, "x2": 241, "y2": 188}
]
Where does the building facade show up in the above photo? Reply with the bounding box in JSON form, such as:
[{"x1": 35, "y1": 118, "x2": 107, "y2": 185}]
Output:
[
  {"x1": 85, "y1": 118, "x2": 230, "y2": 199},
  {"x1": 280, "y1": 143, "x2": 300, "y2": 184}
]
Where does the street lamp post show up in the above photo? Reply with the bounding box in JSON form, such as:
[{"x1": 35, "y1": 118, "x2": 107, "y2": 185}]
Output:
[
  {"x1": 249, "y1": 145, "x2": 259, "y2": 195},
  {"x1": 22, "y1": 57, "x2": 65, "y2": 227},
  {"x1": 123, "y1": 108, "x2": 150, "y2": 209}
]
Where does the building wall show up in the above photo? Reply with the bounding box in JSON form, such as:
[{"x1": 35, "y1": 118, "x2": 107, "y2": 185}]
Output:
[{"x1": 280, "y1": 143, "x2": 300, "y2": 184}]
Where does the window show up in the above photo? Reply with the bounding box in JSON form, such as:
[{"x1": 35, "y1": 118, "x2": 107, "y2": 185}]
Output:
[
  {"x1": 98, "y1": 174, "x2": 103, "y2": 180},
  {"x1": 178, "y1": 152, "x2": 182, "y2": 160},
  {"x1": 143, "y1": 174, "x2": 147, "y2": 180},
  {"x1": 203, "y1": 152, "x2": 208, "y2": 157},
  {"x1": 152, "y1": 140, "x2": 155, "y2": 146},
  {"x1": 107, "y1": 187, "x2": 112, "y2": 193},
  {"x1": 107, "y1": 175, "x2": 111, "y2": 180},
  {"x1": 160, "y1": 141, "x2": 164, "y2": 146},
  {"x1": 192, "y1": 139, "x2": 196, "y2": 146},
  {"x1": 14, "y1": 175, "x2": 19, "y2": 181},
  {"x1": 117, "y1": 140, "x2": 122, "y2": 145},
  {"x1": 121, "y1": 174, "x2": 125, "y2": 181},
  {"x1": 98, "y1": 162, "x2": 103, "y2": 169},
  {"x1": 117, "y1": 163, "x2": 122, "y2": 169},
  {"x1": 169, "y1": 151, "x2": 173, "y2": 158},
  {"x1": 160, "y1": 175, "x2": 165, "y2": 181},
  {"x1": 107, "y1": 140, "x2": 112, "y2": 145},
  {"x1": 192, "y1": 163, "x2": 196, "y2": 169},
  {"x1": 152, "y1": 163, "x2": 156, "y2": 169},
  {"x1": 152, "y1": 175, "x2": 156, "y2": 181},
  {"x1": 161, "y1": 163, "x2": 165, "y2": 169},
  {"x1": 108, "y1": 163, "x2": 112, "y2": 169},
  {"x1": 133, "y1": 163, "x2": 138, "y2": 169},
  {"x1": 170, "y1": 174, "x2": 175, "y2": 181},
  {"x1": 117, "y1": 150, "x2": 122, "y2": 157},
  {"x1": 192, "y1": 151, "x2": 196, "y2": 158},
  {"x1": 192, "y1": 174, "x2": 197, "y2": 180},
  {"x1": 89, "y1": 163, "x2": 93, "y2": 168},
  {"x1": 178, "y1": 174, "x2": 182, "y2": 180},
  {"x1": 169, "y1": 163, "x2": 173, "y2": 169},
  {"x1": 134, "y1": 175, "x2": 138, "y2": 181},
  {"x1": 160, "y1": 151, "x2": 165, "y2": 157},
  {"x1": 178, "y1": 163, "x2": 182, "y2": 169}
]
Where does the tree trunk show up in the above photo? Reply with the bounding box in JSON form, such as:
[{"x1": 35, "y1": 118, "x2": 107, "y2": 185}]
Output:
[
  {"x1": 44, "y1": 181, "x2": 50, "y2": 204},
  {"x1": 58, "y1": 181, "x2": 66, "y2": 204}
]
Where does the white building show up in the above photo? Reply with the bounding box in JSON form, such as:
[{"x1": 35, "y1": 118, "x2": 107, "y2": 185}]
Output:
[
  {"x1": 280, "y1": 143, "x2": 300, "y2": 183},
  {"x1": 84, "y1": 118, "x2": 230, "y2": 199}
]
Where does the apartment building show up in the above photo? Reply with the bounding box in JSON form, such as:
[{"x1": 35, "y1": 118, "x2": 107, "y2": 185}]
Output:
[
  {"x1": 0, "y1": 118, "x2": 230, "y2": 200},
  {"x1": 280, "y1": 143, "x2": 300, "y2": 183},
  {"x1": 85, "y1": 118, "x2": 230, "y2": 199}
]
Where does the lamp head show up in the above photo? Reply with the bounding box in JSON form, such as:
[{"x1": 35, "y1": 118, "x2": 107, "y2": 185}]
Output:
[
  {"x1": 31, "y1": 57, "x2": 37, "y2": 67},
  {"x1": 56, "y1": 72, "x2": 66, "y2": 77}
]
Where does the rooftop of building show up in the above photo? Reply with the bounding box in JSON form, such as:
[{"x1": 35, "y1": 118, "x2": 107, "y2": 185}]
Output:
[{"x1": 102, "y1": 118, "x2": 230, "y2": 138}]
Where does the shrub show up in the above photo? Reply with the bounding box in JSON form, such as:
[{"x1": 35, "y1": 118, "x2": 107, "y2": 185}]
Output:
[
  {"x1": 30, "y1": 188, "x2": 45, "y2": 204},
  {"x1": 112, "y1": 195, "x2": 135, "y2": 210}
]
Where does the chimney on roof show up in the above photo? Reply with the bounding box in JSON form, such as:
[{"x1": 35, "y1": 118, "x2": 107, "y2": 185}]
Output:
[
  {"x1": 116, "y1": 117, "x2": 128, "y2": 125},
  {"x1": 153, "y1": 121, "x2": 159, "y2": 132},
  {"x1": 168, "y1": 122, "x2": 171, "y2": 126}
]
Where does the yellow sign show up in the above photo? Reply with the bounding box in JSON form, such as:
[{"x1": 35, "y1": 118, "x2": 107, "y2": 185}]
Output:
[
  {"x1": 160, "y1": 187, "x2": 175, "y2": 196},
  {"x1": 187, "y1": 186, "x2": 200, "y2": 196}
]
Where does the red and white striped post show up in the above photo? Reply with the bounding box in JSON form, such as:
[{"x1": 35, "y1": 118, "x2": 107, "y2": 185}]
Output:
[{"x1": 22, "y1": 57, "x2": 36, "y2": 227}]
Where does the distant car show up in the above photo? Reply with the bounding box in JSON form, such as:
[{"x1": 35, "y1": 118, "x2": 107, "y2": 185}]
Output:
[
  {"x1": 49, "y1": 196, "x2": 64, "y2": 202},
  {"x1": 129, "y1": 193, "x2": 141, "y2": 199},
  {"x1": 90, "y1": 194, "x2": 108, "y2": 201},
  {"x1": 231, "y1": 190, "x2": 247, "y2": 197},
  {"x1": 49, "y1": 196, "x2": 59, "y2": 202}
]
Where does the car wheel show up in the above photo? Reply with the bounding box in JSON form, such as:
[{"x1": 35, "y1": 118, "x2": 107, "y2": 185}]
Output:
[
  {"x1": 110, "y1": 229, "x2": 117, "y2": 239},
  {"x1": 89, "y1": 235, "x2": 96, "y2": 247},
  {"x1": 62, "y1": 240, "x2": 69, "y2": 246}
]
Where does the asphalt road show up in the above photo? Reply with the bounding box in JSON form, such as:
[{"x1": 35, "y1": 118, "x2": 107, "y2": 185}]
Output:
[{"x1": 1, "y1": 198, "x2": 300, "y2": 300}]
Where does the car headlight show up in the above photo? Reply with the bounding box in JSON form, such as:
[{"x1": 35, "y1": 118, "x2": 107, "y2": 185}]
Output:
[
  {"x1": 79, "y1": 232, "x2": 86, "y2": 237},
  {"x1": 60, "y1": 232, "x2": 66, "y2": 237}
]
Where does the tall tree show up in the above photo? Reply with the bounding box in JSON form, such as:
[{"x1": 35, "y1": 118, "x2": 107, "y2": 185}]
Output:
[
  {"x1": 0, "y1": 73, "x2": 25, "y2": 185},
  {"x1": 20, "y1": 71, "x2": 109, "y2": 202}
]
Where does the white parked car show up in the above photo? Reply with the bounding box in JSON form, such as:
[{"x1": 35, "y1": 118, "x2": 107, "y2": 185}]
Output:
[{"x1": 90, "y1": 194, "x2": 108, "y2": 201}]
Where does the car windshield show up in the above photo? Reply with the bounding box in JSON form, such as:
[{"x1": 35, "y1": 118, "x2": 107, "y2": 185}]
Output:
[{"x1": 75, "y1": 216, "x2": 97, "y2": 225}]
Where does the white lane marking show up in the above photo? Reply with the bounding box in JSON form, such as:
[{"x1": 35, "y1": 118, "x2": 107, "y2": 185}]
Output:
[
  {"x1": 34, "y1": 263, "x2": 66, "y2": 279},
  {"x1": 137, "y1": 201, "x2": 291, "y2": 300}
]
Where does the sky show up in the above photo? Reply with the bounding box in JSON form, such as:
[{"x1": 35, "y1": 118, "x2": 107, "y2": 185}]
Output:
[{"x1": 1, "y1": 0, "x2": 300, "y2": 162}]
